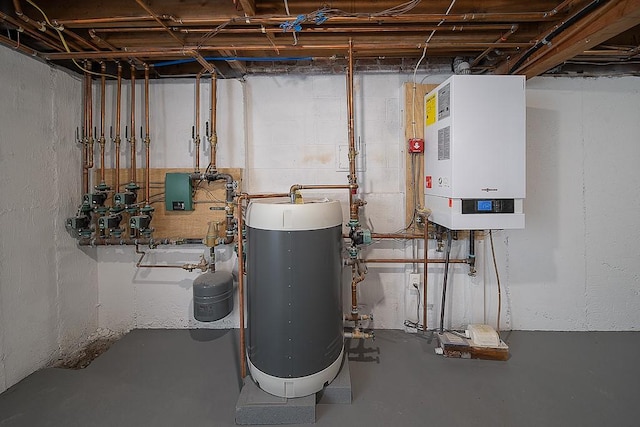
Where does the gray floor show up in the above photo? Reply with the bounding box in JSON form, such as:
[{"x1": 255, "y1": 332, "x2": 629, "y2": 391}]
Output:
[{"x1": 0, "y1": 329, "x2": 639, "y2": 427}]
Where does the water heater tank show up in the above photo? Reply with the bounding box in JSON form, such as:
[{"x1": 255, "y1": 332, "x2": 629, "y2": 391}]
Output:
[{"x1": 245, "y1": 199, "x2": 344, "y2": 398}]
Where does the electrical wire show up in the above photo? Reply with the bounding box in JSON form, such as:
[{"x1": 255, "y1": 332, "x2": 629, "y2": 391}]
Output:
[
  {"x1": 25, "y1": 0, "x2": 117, "y2": 78},
  {"x1": 489, "y1": 230, "x2": 502, "y2": 335}
]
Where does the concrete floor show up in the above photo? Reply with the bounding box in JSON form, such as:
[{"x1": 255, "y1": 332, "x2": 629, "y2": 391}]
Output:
[{"x1": 0, "y1": 329, "x2": 639, "y2": 427}]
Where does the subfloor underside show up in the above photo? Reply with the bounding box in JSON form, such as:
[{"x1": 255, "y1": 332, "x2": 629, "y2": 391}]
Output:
[{"x1": 0, "y1": 329, "x2": 639, "y2": 426}]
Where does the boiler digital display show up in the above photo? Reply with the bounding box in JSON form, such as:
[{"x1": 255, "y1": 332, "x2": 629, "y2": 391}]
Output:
[{"x1": 477, "y1": 200, "x2": 493, "y2": 211}]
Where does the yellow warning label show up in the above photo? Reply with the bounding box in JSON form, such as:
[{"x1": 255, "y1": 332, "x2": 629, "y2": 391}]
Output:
[{"x1": 425, "y1": 94, "x2": 436, "y2": 126}]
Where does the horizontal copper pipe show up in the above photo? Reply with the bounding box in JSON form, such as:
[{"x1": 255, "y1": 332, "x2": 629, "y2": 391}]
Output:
[
  {"x1": 57, "y1": 10, "x2": 569, "y2": 29},
  {"x1": 93, "y1": 23, "x2": 517, "y2": 34},
  {"x1": 43, "y1": 41, "x2": 532, "y2": 60},
  {"x1": 0, "y1": 11, "x2": 66, "y2": 52},
  {"x1": 364, "y1": 258, "x2": 468, "y2": 264}
]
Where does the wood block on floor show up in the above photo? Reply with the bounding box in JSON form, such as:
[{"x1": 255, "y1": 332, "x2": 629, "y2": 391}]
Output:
[{"x1": 437, "y1": 332, "x2": 510, "y2": 361}]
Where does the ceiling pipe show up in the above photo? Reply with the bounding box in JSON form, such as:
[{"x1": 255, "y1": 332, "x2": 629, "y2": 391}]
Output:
[
  {"x1": 53, "y1": 1, "x2": 579, "y2": 28},
  {"x1": 92, "y1": 23, "x2": 518, "y2": 34},
  {"x1": 133, "y1": 0, "x2": 184, "y2": 46},
  {"x1": 470, "y1": 24, "x2": 519, "y2": 68},
  {"x1": 0, "y1": 11, "x2": 66, "y2": 52},
  {"x1": 42, "y1": 42, "x2": 533, "y2": 61}
]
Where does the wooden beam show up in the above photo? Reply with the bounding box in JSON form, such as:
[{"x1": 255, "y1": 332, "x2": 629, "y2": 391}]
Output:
[
  {"x1": 497, "y1": 0, "x2": 640, "y2": 77},
  {"x1": 237, "y1": 0, "x2": 256, "y2": 16}
]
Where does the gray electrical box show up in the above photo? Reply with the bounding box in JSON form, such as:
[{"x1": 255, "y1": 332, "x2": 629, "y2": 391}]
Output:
[{"x1": 165, "y1": 173, "x2": 193, "y2": 211}]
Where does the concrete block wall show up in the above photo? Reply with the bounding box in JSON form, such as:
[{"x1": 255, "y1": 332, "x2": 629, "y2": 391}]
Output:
[
  {"x1": 0, "y1": 46, "x2": 97, "y2": 393},
  {"x1": 95, "y1": 74, "x2": 640, "y2": 333}
]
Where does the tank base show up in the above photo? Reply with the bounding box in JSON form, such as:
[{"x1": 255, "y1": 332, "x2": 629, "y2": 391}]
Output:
[{"x1": 248, "y1": 347, "x2": 344, "y2": 398}]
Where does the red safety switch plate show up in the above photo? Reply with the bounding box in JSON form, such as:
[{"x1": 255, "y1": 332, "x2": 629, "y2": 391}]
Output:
[{"x1": 409, "y1": 138, "x2": 424, "y2": 153}]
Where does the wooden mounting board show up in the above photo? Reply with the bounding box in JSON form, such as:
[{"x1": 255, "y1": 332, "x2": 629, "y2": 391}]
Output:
[
  {"x1": 94, "y1": 168, "x2": 242, "y2": 239},
  {"x1": 403, "y1": 82, "x2": 437, "y2": 229}
]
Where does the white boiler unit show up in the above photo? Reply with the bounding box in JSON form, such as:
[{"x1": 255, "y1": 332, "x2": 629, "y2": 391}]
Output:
[{"x1": 424, "y1": 75, "x2": 526, "y2": 230}]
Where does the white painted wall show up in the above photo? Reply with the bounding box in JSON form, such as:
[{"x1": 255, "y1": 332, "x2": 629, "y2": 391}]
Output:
[
  {"x1": 0, "y1": 46, "x2": 97, "y2": 394},
  {"x1": 95, "y1": 73, "x2": 640, "y2": 333}
]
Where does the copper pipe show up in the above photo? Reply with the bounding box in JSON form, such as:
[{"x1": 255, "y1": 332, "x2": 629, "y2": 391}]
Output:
[
  {"x1": 55, "y1": 16, "x2": 155, "y2": 26},
  {"x1": 194, "y1": 70, "x2": 204, "y2": 172},
  {"x1": 83, "y1": 63, "x2": 94, "y2": 194},
  {"x1": 88, "y1": 29, "x2": 120, "y2": 52},
  {"x1": 0, "y1": 11, "x2": 65, "y2": 52},
  {"x1": 364, "y1": 258, "x2": 467, "y2": 264},
  {"x1": 236, "y1": 194, "x2": 247, "y2": 379},
  {"x1": 236, "y1": 192, "x2": 290, "y2": 378},
  {"x1": 93, "y1": 23, "x2": 518, "y2": 34},
  {"x1": 134, "y1": 0, "x2": 184, "y2": 46},
  {"x1": 13, "y1": 0, "x2": 45, "y2": 31},
  {"x1": 82, "y1": 68, "x2": 89, "y2": 194},
  {"x1": 209, "y1": 73, "x2": 217, "y2": 170},
  {"x1": 144, "y1": 64, "x2": 151, "y2": 205},
  {"x1": 423, "y1": 222, "x2": 429, "y2": 331},
  {"x1": 350, "y1": 260, "x2": 366, "y2": 314},
  {"x1": 370, "y1": 233, "x2": 424, "y2": 239},
  {"x1": 470, "y1": 24, "x2": 519, "y2": 68},
  {"x1": 99, "y1": 62, "x2": 107, "y2": 185},
  {"x1": 54, "y1": 3, "x2": 579, "y2": 28},
  {"x1": 78, "y1": 237, "x2": 173, "y2": 246},
  {"x1": 135, "y1": 244, "x2": 208, "y2": 271},
  {"x1": 43, "y1": 42, "x2": 533, "y2": 60},
  {"x1": 130, "y1": 64, "x2": 137, "y2": 184},
  {"x1": 346, "y1": 38, "x2": 359, "y2": 222},
  {"x1": 114, "y1": 63, "x2": 122, "y2": 192}
]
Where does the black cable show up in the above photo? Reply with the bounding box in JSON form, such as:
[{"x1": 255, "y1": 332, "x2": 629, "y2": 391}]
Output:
[
  {"x1": 439, "y1": 229, "x2": 452, "y2": 334},
  {"x1": 508, "y1": 0, "x2": 605, "y2": 74}
]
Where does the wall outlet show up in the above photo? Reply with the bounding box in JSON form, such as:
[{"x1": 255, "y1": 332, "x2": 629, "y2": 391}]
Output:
[{"x1": 409, "y1": 273, "x2": 421, "y2": 289}]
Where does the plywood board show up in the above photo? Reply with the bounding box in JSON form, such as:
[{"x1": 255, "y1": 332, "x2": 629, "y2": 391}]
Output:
[
  {"x1": 95, "y1": 168, "x2": 242, "y2": 239},
  {"x1": 404, "y1": 82, "x2": 437, "y2": 228}
]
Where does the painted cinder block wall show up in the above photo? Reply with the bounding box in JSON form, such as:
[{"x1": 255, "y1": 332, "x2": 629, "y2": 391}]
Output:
[
  {"x1": 2, "y1": 43, "x2": 639, "y2": 393},
  {"x1": 0, "y1": 46, "x2": 98, "y2": 394},
  {"x1": 95, "y1": 74, "x2": 640, "y2": 333}
]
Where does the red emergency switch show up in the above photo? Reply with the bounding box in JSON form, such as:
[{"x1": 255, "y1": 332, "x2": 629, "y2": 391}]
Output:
[{"x1": 408, "y1": 138, "x2": 424, "y2": 153}]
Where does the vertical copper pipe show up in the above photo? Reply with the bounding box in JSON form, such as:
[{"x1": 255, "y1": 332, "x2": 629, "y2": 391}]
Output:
[
  {"x1": 194, "y1": 70, "x2": 203, "y2": 172},
  {"x1": 114, "y1": 63, "x2": 122, "y2": 191},
  {"x1": 210, "y1": 72, "x2": 217, "y2": 170},
  {"x1": 346, "y1": 38, "x2": 357, "y2": 221},
  {"x1": 235, "y1": 192, "x2": 290, "y2": 379},
  {"x1": 144, "y1": 64, "x2": 151, "y2": 205},
  {"x1": 130, "y1": 64, "x2": 137, "y2": 184},
  {"x1": 423, "y1": 221, "x2": 429, "y2": 331},
  {"x1": 237, "y1": 195, "x2": 246, "y2": 378},
  {"x1": 87, "y1": 63, "x2": 94, "y2": 171},
  {"x1": 99, "y1": 62, "x2": 107, "y2": 185},
  {"x1": 82, "y1": 68, "x2": 89, "y2": 194}
]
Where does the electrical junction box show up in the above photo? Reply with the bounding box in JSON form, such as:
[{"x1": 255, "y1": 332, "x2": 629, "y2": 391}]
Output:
[
  {"x1": 165, "y1": 173, "x2": 193, "y2": 211},
  {"x1": 424, "y1": 75, "x2": 525, "y2": 230}
]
